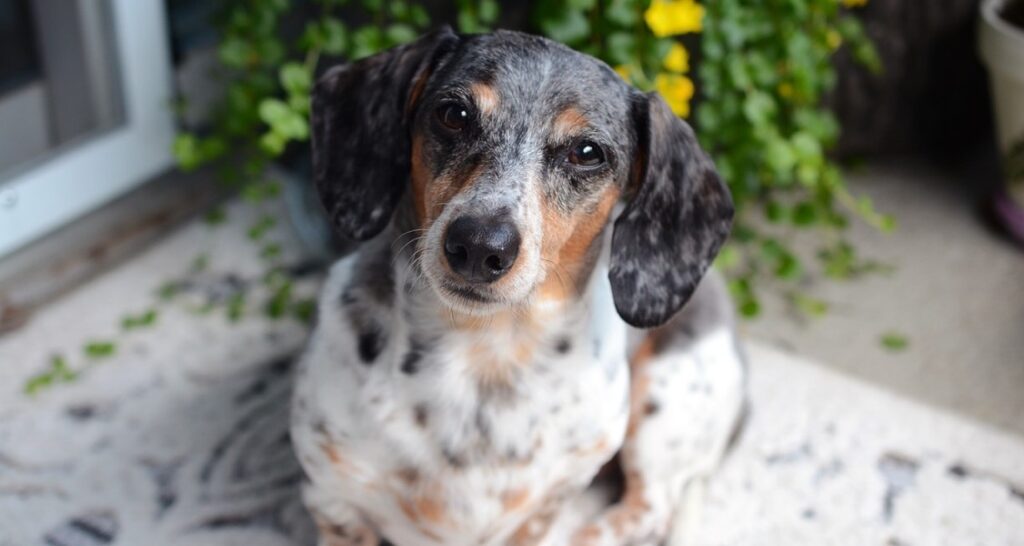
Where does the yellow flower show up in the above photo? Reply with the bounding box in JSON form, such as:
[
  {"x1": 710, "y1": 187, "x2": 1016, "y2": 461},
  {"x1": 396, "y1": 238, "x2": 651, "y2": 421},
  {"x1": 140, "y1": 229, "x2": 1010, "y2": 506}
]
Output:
[
  {"x1": 644, "y1": 0, "x2": 704, "y2": 38},
  {"x1": 841, "y1": 0, "x2": 868, "y2": 7},
  {"x1": 663, "y1": 43, "x2": 689, "y2": 73},
  {"x1": 614, "y1": 64, "x2": 634, "y2": 82},
  {"x1": 655, "y1": 73, "x2": 695, "y2": 117},
  {"x1": 826, "y1": 29, "x2": 842, "y2": 50}
]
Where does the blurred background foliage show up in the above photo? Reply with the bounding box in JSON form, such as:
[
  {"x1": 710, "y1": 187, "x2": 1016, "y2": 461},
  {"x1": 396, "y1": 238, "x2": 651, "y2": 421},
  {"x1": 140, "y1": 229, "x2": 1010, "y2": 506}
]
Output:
[
  {"x1": 26, "y1": 0, "x2": 887, "y2": 393},
  {"x1": 172, "y1": 0, "x2": 885, "y2": 321}
]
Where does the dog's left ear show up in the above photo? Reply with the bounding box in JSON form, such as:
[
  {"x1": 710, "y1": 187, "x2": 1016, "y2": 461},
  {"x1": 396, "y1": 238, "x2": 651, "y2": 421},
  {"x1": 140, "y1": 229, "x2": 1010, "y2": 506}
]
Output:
[
  {"x1": 609, "y1": 92, "x2": 734, "y2": 328},
  {"x1": 311, "y1": 27, "x2": 460, "y2": 241}
]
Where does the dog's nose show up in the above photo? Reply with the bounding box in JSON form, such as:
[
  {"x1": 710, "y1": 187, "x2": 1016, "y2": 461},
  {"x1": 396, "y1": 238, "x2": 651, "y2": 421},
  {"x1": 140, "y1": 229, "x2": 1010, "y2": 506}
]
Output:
[{"x1": 444, "y1": 215, "x2": 521, "y2": 283}]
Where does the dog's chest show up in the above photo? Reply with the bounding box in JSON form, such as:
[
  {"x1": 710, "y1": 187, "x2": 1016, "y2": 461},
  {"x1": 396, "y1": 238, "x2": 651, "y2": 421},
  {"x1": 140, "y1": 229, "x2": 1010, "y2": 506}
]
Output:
[{"x1": 292, "y1": 258, "x2": 629, "y2": 545}]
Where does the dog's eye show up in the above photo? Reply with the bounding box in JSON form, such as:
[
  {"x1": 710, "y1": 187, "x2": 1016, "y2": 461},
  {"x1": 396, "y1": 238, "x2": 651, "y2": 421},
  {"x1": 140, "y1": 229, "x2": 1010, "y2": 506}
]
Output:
[
  {"x1": 568, "y1": 140, "x2": 605, "y2": 167},
  {"x1": 437, "y1": 102, "x2": 470, "y2": 131}
]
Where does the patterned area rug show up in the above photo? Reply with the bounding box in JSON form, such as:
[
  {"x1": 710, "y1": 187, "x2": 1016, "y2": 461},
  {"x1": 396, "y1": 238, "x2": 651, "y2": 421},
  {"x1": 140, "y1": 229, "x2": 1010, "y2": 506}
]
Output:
[{"x1": 1, "y1": 199, "x2": 1022, "y2": 545}]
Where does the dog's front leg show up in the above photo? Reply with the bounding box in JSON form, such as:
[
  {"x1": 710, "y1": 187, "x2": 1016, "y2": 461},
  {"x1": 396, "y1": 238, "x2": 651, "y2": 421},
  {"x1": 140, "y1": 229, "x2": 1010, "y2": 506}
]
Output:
[
  {"x1": 570, "y1": 335, "x2": 677, "y2": 546},
  {"x1": 572, "y1": 298, "x2": 745, "y2": 546}
]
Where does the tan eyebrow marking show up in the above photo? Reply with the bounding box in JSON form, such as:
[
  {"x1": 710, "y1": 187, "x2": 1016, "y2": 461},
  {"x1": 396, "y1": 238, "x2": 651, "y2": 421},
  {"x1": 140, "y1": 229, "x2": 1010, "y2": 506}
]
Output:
[
  {"x1": 552, "y1": 107, "x2": 589, "y2": 141},
  {"x1": 471, "y1": 82, "x2": 499, "y2": 115}
]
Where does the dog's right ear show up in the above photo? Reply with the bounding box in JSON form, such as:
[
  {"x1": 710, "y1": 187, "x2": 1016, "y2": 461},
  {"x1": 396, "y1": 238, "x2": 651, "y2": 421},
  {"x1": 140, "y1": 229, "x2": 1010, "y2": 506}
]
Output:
[{"x1": 311, "y1": 27, "x2": 460, "y2": 241}]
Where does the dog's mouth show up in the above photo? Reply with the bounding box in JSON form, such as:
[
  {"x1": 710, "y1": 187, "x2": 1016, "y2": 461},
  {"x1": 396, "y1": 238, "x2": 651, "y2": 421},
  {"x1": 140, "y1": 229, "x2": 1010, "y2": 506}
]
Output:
[{"x1": 439, "y1": 281, "x2": 497, "y2": 304}]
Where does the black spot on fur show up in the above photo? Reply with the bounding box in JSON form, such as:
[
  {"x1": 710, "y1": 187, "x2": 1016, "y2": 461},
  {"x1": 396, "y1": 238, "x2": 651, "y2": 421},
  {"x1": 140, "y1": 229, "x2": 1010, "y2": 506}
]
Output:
[
  {"x1": 340, "y1": 290, "x2": 358, "y2": 306},
  {"x1": 357, "y1": 329, "x2": 384, "y2": 364},
  {"x1": 475, "y1": 409, "x2": 492, "y2": 442},
  {"x1": 443, "y1": 447, "x2": 467, "y2": 469},
  {"x1": 413, "y1": 404, "x2": 429, "y2": 428},
  {"x1": 643, "y1": 399, "x2": 660, "y2": 416},
  {"x1": 555, "y1": 337, "x2": 572, "y2": 354},
  {"x1": 401, "y1": 350, "x2": 422, "y2": 374}
]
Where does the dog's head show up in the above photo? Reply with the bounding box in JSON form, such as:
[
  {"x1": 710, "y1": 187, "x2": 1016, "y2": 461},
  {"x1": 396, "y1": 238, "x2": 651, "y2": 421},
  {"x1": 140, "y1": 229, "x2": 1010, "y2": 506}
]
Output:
[{"x1": 312, "y1": 28, "x2": 732, "y2": 328}]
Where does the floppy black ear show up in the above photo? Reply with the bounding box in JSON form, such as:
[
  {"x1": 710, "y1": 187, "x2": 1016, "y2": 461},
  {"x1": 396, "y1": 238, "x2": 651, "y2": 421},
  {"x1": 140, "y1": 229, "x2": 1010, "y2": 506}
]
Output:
[
  {"x1": 311, "y1": 27, "x2": 460, "y2": 241},
  {"x1": 609, "y1": 92, "x2": 734, "y2": 328}
]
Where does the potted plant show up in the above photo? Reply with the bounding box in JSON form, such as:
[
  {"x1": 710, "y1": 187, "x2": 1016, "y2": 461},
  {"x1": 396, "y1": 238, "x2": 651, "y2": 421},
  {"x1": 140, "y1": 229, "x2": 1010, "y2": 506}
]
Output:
[{"x1": 980, "y1": 0, "x2": 1024, "y2": 244}]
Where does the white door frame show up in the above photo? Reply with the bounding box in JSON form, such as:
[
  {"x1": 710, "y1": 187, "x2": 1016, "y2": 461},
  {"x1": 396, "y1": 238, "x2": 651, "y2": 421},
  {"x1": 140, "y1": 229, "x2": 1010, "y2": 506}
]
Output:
[{"x1": 0, "y1": 0, "x2": 176, "y2": 257}]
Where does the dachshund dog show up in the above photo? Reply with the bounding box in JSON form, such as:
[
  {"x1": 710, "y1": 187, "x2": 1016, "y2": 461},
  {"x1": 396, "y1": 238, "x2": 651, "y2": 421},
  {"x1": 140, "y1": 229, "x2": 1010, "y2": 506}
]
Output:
[{"x1": 291, "y1": 28, "x2": 745, "y2": 546}]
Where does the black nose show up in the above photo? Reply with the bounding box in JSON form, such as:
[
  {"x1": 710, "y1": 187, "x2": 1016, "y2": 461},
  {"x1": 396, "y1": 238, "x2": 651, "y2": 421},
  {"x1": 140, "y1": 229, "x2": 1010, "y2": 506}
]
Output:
[{"x1": 444, "y1": 215, "x2": 521, "y2": 283}]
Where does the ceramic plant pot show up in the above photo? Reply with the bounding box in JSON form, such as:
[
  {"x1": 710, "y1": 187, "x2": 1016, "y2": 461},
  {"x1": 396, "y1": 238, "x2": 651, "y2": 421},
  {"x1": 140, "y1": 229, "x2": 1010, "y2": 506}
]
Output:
[{"x1": 979, "y1": 0, "x2": 1024, "y2": 243}]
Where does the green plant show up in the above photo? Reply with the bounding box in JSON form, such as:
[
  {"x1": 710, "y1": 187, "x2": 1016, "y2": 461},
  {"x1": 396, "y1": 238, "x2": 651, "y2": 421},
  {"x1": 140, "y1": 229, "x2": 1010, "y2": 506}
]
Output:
[
  {"x1": 25, "y1": 0, "x2": 892, "y2": 394},
  {"x1": 533, "y1": 0, "x2": 887, "y2": 318}
]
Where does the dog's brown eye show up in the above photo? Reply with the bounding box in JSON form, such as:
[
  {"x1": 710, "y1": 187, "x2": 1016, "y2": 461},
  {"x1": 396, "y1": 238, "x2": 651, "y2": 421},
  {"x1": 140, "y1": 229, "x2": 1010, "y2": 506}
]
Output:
[
  {"x1": 568, "y1": 140, "x2": 605, "y2": 167},
  {"x1": 437, "y1": 103, "x2": 470, "y2": 131}
]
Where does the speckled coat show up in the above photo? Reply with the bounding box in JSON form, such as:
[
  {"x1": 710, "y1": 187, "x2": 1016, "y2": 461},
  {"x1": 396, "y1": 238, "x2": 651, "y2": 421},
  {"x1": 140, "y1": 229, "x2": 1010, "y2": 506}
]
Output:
[
  {"x1": 292, "y1": 230, "x2": 743, "y2": 546},
  {"x1": 292, "y1": 28, "x2": 745, "y2": 546}
]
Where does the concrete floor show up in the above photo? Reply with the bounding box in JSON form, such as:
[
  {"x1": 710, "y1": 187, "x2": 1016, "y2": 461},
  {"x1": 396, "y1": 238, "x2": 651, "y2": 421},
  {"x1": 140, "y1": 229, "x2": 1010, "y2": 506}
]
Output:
[{"x1": 745, "y1": 159, "x2": 1024, "y2": 437}]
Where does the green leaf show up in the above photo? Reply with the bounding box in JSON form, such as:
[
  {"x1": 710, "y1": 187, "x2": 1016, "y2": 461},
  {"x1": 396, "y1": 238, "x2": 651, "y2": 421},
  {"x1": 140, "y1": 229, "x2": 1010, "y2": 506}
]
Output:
[
  {"x1": 173, "y1": 134, "x2": 201, "y2": 171},
  {"x1": 292, "y1": 298, "x2": 317, "y2": 325},
  {"x1": 265, "y1": 279, "x2": 293, "y2": 319},
  {"x1": 84, "y1": 341, "x2": 116, "y2": 359},
  {"x1": 260, "y1": 131, "x2": 286, "y2": 155},
  {"x1": 24, "y1": 373, "x2": 53, "y2": 395},
  {"x1": 227, "y1": 293, "x2": 246, "y2": 322},
  {"x1": 322, "y1": 18, "x2": 348, "y2": 54},
  {"x1": 204, "y1": 207, "x2": 227, "y2": 226},
  {"x1": 880, "y1": 332, "x2": 909, "y2": 352},
  {"x1": 457, "y1": 10, "x2": 482, "y2": 33},
  {"x1": 605, "y1": 0, "x2": 639, "y2": 27},
  {"x1": 764, "y1": 138, "x2": 796, "y2": 173},
  {"x1": 713, "y1": 243, "x2": 740, "y2": 271},
  {"x1": 157, "y1": 282, "x2": 179, "y2": 301},
  {"x1": 479, "y1": 0, "x2": 500, "y2": 24},
  {"x1": 385, "y1": 23, "x2": 418, "y2": 46},
  {"x1": 388, "y1": 0, "x2": 409, "y2": 20},
  {"x1": 24, "y1": 355, "x2": 76, "y2": 395},
  {"x1": 792, "y1": 202, "x2": 817, "y2": 226},
  {"x1": 774, "y1": 253, "x2": 801, "y2": 280},
  {"x1": 765, "y1": 201, "x2": 788, "y2": 223},
  {"x1": 793, "y1": 293, "x2": 829, "y2": 317},
  {"x1": 261, "y1": 242, "x2": 282, "y2": 260},
  {"x1": 248, "y1": 215, "x2": 277, "y2": 240},
  {"x1": 279, "y1": 63, "x2": 311, "y2": 95},
  {"x1": 258, "y1": 98, "x2": 290, "y2": 126},
  {"x1": 218, "y1": 37, "x2": 252, "y2": 68},
  {"x1": 606, "y1": 32, "x2": 637, "y2": 66},
  {"x1": 351, "y1": 26, "x2": 384, "y2": 59},
  {"x1": 727, "y1": 57, "x2": 752, "y2": 89},
  {"x1": 539, "y1": 10, "x2": 590, "y2": 45},
  {"x1": 122, "y1": 309, "x2": 159, "y2": 330},
  {"x1": 791, "y1": 132, "x2": 823, "y2": 164},
  {"x1": 742, "y1": 91, "x2": 776, "y2": 126},
  {"x1": 739, "y1": 299, "x2": 761, "y2": 318}
]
